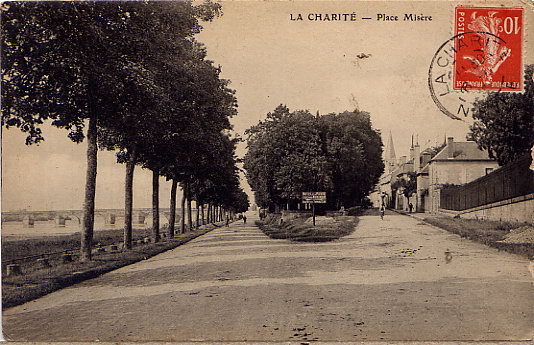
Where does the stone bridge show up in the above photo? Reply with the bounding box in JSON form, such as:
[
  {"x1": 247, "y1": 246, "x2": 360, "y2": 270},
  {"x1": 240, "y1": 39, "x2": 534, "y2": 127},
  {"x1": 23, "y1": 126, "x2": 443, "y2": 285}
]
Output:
[{"x1": 2, "y1": 208, "x2": 188, "y2": 228}]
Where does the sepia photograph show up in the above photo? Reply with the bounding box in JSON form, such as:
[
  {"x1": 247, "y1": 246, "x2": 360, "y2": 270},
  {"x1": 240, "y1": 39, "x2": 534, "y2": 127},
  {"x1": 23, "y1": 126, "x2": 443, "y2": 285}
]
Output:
[{"x1": 1, "y1": 0, "x2": 533, "y2": 343}]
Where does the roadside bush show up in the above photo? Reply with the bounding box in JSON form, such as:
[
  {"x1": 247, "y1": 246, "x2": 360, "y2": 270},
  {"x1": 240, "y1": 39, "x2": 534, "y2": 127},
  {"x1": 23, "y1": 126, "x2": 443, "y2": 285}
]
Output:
[
  {"x1": 257, "y1": 214, "x2": 358, "y2": 242},
  {"x1": 346, "y1": 206, "x2": 362, "y2": 216}
]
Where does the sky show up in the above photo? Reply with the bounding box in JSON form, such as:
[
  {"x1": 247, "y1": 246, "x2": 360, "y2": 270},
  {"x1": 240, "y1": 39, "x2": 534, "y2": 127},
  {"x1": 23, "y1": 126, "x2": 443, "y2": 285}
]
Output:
[{"x1": 2, "y1": 1, "x2": 532, "y2": 211}]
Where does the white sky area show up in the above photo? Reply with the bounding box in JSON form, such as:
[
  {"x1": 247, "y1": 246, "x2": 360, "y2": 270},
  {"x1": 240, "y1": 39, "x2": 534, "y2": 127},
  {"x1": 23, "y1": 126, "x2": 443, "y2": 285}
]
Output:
[{"x1": 2, "y1": 1, "x2": 532, "y2": 211}]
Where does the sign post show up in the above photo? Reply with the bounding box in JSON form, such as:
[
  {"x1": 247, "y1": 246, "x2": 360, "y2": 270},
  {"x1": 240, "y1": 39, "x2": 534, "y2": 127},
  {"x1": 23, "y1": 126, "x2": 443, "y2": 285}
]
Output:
[
  {"x1": 312, "y1": 203, "x2": 315, "y2": 226},
  {"x1": 301, "y1": 192, "x2": 326, "y2": 226}
]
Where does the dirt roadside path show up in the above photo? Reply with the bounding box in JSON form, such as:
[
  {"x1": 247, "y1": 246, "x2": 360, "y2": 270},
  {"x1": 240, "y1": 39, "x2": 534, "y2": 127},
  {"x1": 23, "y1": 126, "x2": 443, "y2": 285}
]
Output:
[{"x1": 3, "y1": 213, "x2": 532, "y2": 342}]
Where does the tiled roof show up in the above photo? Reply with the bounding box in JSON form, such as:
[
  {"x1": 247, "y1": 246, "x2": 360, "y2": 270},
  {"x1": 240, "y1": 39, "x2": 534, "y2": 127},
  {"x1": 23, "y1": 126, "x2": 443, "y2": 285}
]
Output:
[{"x1": 431, "y1": 141, "x2": 494, "y2": 161}]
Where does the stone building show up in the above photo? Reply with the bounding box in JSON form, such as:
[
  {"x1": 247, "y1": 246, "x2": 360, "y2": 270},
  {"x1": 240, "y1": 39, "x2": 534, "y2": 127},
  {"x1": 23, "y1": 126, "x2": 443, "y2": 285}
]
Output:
[
  {"x1": 426, "y1": 137, "x2": 499, "y2": 213},
  {"x1": 371, "y1": 134, "x2": 499, "y2": 213}
]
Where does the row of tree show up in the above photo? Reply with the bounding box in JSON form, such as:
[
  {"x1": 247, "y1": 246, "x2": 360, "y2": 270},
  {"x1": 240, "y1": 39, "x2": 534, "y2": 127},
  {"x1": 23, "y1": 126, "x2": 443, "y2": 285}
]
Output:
[
  {"x1": 244, "y1": 105, "x2": 384, "y2": 211},
  {"x1": 1, "y1": 1, "x2": 249, "y2": 261}
]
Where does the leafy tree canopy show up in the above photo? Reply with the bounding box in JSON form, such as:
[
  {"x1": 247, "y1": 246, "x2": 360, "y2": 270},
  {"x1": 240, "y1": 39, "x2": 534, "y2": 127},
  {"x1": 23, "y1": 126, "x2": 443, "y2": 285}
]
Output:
[
  {"x1": 470, "y1": 64, "x2": 534, "y2": 166},
  {"x1": 1, "y1": 0, "x2": 221, "y2": 144},
  {"x1": 244, "y1": 105, "x2": 384, "y2": 210}
]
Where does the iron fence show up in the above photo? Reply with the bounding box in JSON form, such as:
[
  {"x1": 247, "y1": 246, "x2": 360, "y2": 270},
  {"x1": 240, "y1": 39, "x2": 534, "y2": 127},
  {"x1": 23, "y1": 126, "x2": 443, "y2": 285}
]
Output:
[{"x1": 440, "y1": 152, "x2": 534, "y2": 211}]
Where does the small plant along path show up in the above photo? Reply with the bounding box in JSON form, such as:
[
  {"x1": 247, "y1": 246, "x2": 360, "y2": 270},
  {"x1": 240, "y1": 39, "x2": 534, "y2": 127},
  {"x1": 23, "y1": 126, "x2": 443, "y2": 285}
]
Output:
[{"x1": 3, "y1": 213, "x2": 532, "y2": 342}]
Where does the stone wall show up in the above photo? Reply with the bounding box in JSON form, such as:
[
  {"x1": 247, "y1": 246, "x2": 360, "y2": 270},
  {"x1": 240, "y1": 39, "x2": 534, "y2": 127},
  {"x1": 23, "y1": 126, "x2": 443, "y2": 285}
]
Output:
[{"x1": 438, "y1": 193, "x2": 534, "y2": 224}]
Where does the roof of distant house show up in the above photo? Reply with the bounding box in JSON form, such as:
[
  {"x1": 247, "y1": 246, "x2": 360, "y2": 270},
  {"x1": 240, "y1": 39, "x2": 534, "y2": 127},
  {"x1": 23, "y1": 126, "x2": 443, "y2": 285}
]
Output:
[
  {"x1": 397, "y1": 159, "x2": 414, "y2": 176},
  {"x1": 431, "y1": 141, "x2": 494, "y2": 161}
]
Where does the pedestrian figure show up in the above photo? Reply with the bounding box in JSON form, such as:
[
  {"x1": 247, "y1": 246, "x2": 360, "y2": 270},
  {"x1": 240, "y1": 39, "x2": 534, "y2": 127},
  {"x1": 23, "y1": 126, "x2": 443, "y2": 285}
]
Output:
[
  {"x1": 225, "y1": 215, "x2": 229, "y2": 227},
  {"x1": 380, "y1": 204, "x2": 385, "y2": 220},
  {"x1": 243, "y1": 215, "x2": 247, "y2": 224},
  {"x1": 408, "y1": 202, "x2": 413, "y2": 213}
]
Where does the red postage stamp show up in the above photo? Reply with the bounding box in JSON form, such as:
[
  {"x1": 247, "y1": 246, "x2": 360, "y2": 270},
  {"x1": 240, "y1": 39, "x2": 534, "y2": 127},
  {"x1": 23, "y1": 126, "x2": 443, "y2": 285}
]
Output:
[{"x1": 454, "y1": 6, "x2": 524, "y2": 91}]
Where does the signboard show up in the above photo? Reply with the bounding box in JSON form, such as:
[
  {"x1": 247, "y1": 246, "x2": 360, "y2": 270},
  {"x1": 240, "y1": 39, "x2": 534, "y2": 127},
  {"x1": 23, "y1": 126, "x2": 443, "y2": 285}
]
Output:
[{"x1": 302, "y1": 192, "x2": 326, "y2": 203}]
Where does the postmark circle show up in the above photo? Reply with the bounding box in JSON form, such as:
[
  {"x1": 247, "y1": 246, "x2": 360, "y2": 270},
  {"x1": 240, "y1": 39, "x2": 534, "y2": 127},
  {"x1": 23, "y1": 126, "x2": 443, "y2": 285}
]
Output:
[{"x1": 428, "y1": 31, "x2": 507, "y2": 121}]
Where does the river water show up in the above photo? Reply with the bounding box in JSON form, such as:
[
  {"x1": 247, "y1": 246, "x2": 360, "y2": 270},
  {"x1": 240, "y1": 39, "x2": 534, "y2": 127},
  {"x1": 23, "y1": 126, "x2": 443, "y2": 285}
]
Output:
[{"x1": 1, "y1": 215, "x2": 173, "y2": 242}]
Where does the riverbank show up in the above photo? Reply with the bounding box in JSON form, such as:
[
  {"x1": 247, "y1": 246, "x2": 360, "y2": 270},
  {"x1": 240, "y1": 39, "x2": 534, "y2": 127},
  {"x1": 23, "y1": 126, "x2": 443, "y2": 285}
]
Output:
[
  {"x1": 2, "y1": 227, "x2": 153, "y2": 262},
  {"x1": 2, "y1": 223, "x2": 223, "y2": 309}
]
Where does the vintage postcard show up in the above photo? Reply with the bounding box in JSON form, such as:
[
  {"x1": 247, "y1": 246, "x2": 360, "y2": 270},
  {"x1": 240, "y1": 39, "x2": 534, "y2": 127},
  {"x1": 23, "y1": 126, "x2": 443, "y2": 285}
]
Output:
[{"x1": 1, "y1": 0, "x2": 533, "y2": 343}]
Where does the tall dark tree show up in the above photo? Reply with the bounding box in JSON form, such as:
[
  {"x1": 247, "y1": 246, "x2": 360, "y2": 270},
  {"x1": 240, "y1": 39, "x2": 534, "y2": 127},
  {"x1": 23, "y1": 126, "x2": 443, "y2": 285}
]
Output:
[
  {"x1": 2, "y1": 2, "x2": 123, "y2": 260},
  {"x1": 244, "y1": 105, "x2": 384, "y2": 210},
  {"x1": 187, "y1": 130, "x2": 247, "y2": 220},
  {"x1": 162, "y1": 60, "x2": 237, "y2": 231},
  {"x1": 319, "y1": 111, "x2": 384, "y2": 208},
  {"x1": 168, "y1": 179, "x2": 179, "y2": 236},
  {"x1": 470, "y1": 65, "x2": 534, "y2": 166},
  {"x1": 1, "y1": 1, "x2": 221, "y2": 258}
]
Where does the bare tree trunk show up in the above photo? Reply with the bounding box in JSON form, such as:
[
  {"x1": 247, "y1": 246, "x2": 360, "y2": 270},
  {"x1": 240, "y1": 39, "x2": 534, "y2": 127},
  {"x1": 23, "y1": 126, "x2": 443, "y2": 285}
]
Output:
[
  {"x1": 152, "y1": 169, "x2": 160, "y2": 242},
  {"x1": 81, "y1": 117, "x2": 98, "y2": 262},
  {"x1": 168, "y1": 179, "x2": 178, "y2": 238},
  {"x1": 123, "y1": 146, "x2": 137, "y2": 250},
  {"x1": 200, "y1": 204, "x2": 205, "y2": 225},
  {"x1": 195, "y1": 201, "x2": 200, "y2": 228},
  {"x1": 186, "y1": 183, "x2": 193, "y2": 231},
  {"x1": 211, "y1": 204, "x2": 215, "y2": 223},
  {"x1": 180, "y1": 185, "x2": 186, "y2": 233},
  {"x1": 207, "y1": 204, "x2": 211, "y2": 223}
]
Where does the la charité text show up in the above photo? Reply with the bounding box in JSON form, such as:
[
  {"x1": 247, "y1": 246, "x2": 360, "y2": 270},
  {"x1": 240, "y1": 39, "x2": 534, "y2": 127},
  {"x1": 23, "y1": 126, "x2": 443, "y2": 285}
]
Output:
[{"x1": 290, "y1": 13, "x2": 432, "y2": 21}]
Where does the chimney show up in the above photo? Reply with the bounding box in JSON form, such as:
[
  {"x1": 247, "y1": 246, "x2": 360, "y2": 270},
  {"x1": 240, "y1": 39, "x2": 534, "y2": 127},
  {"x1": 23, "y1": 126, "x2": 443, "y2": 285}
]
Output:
[
  {"x1": 421, "y1": 152, "x2": 431, "y2": 166},
  {"x1": 414, "y1": 144, "x2": 421, "y2": 172},
  {"x1": 447, "y1": 137, "x2": 454, "y2": 159},
  {"x1": 410, "y1": 134, "x2": 414, "y2": 160}
]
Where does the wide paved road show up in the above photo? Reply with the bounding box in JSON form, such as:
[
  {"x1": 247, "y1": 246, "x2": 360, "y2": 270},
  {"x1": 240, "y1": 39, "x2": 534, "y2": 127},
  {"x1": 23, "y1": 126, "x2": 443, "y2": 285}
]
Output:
[{"x1": 3, "y1": 213, "x2": 533, "y2": 342}]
